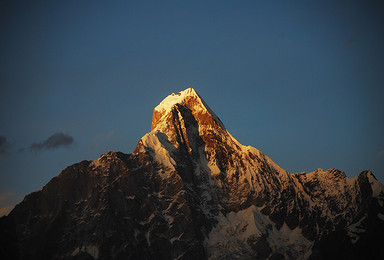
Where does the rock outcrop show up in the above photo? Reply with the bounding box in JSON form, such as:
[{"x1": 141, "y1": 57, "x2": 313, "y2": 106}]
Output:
[{"x1": 1, "y1": 88, "x2": 383, "y2": 259}]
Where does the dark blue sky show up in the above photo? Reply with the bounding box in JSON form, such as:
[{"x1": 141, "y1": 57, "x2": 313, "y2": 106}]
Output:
[{"x1": 1, "y1": 0, "x2": 384, "y2": 215}]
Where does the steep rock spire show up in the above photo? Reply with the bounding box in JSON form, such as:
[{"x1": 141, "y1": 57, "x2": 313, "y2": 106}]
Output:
[
  {"x1": 151, "y1": 88, "x2": 226, "y2": 133},
  {"x1": 1, "y1": 88, "x2": 384, "y2": 260},
  {"x1": 136, "y1": 88, "x2": 291, "y2": 210}
]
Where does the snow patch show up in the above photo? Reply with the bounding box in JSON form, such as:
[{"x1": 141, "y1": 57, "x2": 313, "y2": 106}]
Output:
[
  {"x1": 205, "y1": 205, "x2": 312, "y2": 259},
  {"x1": 140, "y1": 130, "x2": 176, "y2": 173},
  {"x1": 347, "y1": 216, "x2": 367, "y2": 244},
  {"x1": 153, "y1": 88, "x2": 226, "y2": 132},
  {"x1": 154, "y1": 88, "x2": 197, "y2": 115},
  {"x1": 367, "y1": 171, "x2": 384, "y2": 198},
  {"x1": 145, "y1": 231, "x2": 151, "y2": 246},
  {"x1": 71, "y1": 245, "x2": 99, "y2": 259},
  {"x1": 90, "y1": 158, "x2": 102, "y2": 168}
]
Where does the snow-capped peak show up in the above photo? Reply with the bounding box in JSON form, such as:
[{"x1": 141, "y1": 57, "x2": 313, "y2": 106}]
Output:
[
  {"x1": 151, "y1": 88, "x2": 226, "y2": 132},
  {"x1": 153, "y1": 88, "x2": 198, "y2": 114},
  {"x1": 5, "y1": 88, "x2": 384, "y2": 260}
]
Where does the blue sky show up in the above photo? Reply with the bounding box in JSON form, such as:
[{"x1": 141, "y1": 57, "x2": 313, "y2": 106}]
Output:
[{"x1": 1, "y1": 0, "x2": 384, "y2": 215}]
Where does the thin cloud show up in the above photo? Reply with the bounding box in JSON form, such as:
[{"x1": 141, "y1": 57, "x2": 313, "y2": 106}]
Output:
[
  {"x1": 0, "y1": 205, "x2": 14, "y2": 217},
  {"x1": 0, "y1": 192, "x2": 12, "y2": 203},
  {"x1": 343, "y1": 38, "x2": 355, "y2": 47},
  {"x1": 0, "y1": 135, "x2": 9, "y2": 154},
  {"x1": 377, "y1": 150, "x2": 384, "y2": 158},
  {"x1": 30, "y1": 132, "x2": 74, "y2": 151},
  {"x1": 91, "y1": 131, "x2": 115, "y2": 150},
  {"x1": 106, "y1": 130, "x2": 115, "y2": 139},
  {"x1": 0, "y1": 192, "x2": 15, "y2": 217}
]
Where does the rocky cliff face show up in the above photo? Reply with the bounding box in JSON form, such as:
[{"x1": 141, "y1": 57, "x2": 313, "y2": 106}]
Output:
[{"x1": 1, "y1": 88, "x2": 384, "y2": 260}]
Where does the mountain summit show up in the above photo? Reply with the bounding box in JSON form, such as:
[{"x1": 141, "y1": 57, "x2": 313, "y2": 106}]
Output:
[
  {"x1": 1, "y1": 88, "x2": 384, "y2": 260},
  {"x1": 151, "y1": 88, "x2": 225, "y2": 132}
]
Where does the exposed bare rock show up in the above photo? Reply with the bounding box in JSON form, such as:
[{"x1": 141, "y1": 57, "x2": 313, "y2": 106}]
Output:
[{"x1": 1, "y1": 88, "x2": 383, "y2": 260}]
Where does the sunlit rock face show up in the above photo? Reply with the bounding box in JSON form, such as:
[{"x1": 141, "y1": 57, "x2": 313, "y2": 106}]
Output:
[{"x1": 1, "y1": 88, "x2": 384, "y2": 260}]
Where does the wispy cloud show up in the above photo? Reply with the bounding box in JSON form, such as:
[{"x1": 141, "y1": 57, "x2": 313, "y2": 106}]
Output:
[
  {"x1": 343, "y1": 38, "x2": 355, "y2": 47},
  {"x1": 377, "y1": 150, "x2": 384, "y2": 158},
  {"x1": 106, "y1": 130, "x2": 115, "y2": 139},
  {"x1": 0, "y1": 205, "x2": 14, "y2": 217},
  {"x1": 0, "y1": 192, "x2": 15, "y2": 217},
  {"x1": 30, "y1": 132, "x2": 74, "y2": 151},
  {"x1": 91, "y1": 130, "x2": 115, "y2": 150},
  {"x1": 0, "y1": 192, "x2": 12, "y2": 203}
]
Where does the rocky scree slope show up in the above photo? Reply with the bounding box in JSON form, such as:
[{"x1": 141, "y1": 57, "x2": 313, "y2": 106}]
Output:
[{"x1": 1, "y1": 88, "x2": 384, "y2": 260}]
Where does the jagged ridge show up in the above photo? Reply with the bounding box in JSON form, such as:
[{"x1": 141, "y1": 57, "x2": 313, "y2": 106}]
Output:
[{"x1": 1, "y1": 88, "x2": 383, "y2": 260}]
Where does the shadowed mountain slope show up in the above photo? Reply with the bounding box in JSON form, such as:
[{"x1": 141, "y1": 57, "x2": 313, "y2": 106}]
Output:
[{"x1": 1, "y1": 88, "x2": 383, "y2": 260}]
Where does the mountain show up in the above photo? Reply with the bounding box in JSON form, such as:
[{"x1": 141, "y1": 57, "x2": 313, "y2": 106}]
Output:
[{"x1": 1, "y1": 88, "x2": 384, "y2": 260}]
